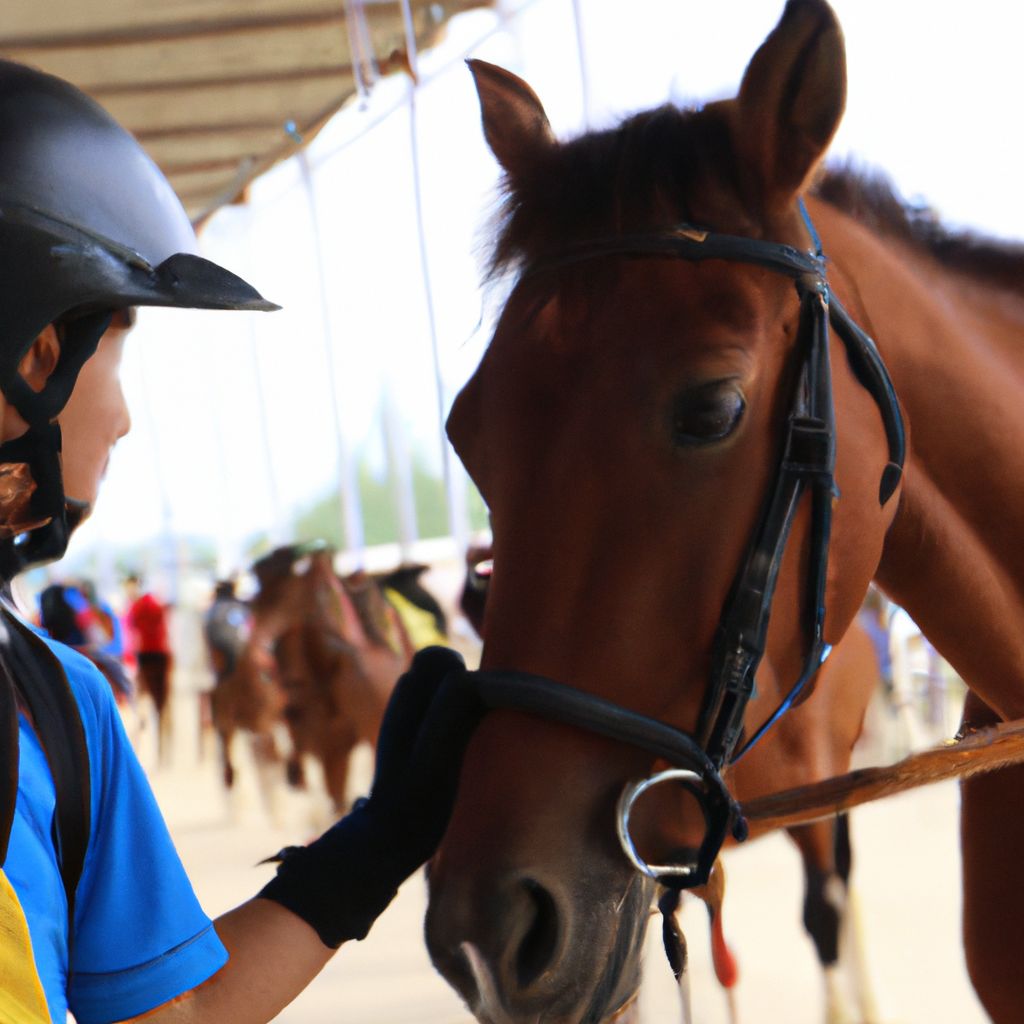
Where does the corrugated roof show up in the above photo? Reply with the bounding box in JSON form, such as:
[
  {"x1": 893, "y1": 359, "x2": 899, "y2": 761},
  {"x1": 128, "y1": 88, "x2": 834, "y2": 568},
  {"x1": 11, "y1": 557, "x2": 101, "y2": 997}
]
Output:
[{"x1": 1, "y1": 0, "x2": 490, "y2": 220}]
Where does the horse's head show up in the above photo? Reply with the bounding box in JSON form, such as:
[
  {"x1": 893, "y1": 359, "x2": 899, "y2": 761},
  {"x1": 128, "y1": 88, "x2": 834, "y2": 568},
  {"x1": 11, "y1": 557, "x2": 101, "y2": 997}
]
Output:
[
  {"x1": 243, "y1": 543, "x2": 370, "y2": 690},
  {"x1": 427, "y1": 2, "x2": 904, "y2": 1020}
]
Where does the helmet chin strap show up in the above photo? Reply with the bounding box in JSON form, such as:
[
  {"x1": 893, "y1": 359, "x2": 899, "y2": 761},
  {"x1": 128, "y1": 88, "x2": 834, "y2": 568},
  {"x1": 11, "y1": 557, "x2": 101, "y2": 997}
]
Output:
[
  {"x1": 0, "y1": 421, "x2": 68, "y2": 580},
  {"x1": 0, "y1": 311, "x2": 111, "y2": 580},
  {"x1": 64, "y1": 498, "x2": 91, "y2": 532}
]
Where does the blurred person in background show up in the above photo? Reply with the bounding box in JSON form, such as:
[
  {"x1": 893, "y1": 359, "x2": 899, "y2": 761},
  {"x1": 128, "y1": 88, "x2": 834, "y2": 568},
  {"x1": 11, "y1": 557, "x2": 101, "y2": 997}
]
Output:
[
  {"x1": 122, "y1": 571, "x2": 173, "y2": 757},
  {"x1": 37, "y1": 579, "x2": 133, "y2": 704},
  {"x1": 77, "y1": 577, "x2": 125, "y2": 661},
  {"x1": 200, "y1": 576, "x2": 250, "y2": 749}
]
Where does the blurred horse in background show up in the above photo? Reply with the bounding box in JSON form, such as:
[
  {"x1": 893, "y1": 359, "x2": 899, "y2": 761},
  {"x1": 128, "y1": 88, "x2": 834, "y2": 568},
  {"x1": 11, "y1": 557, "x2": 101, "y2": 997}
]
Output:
[{"x1": 208, "y1": 543, "x2": 448, "y2": 818}]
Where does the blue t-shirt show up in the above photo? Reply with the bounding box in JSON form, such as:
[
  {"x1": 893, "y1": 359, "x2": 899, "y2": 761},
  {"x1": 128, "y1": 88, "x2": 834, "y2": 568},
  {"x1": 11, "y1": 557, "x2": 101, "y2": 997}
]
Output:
[{"x1": 4, "y1": 634, "x2": 228, "y2": 1023}]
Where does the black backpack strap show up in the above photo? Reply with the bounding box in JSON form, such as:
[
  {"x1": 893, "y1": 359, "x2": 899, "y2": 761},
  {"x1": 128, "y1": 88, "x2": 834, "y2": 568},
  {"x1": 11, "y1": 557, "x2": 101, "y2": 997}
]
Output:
[
  {"x1": 0, "y1": 653, "x2": 19, "y2": 865},
  {"x1": 2, "y1": 609, "x2": 91, "y2": 950}
]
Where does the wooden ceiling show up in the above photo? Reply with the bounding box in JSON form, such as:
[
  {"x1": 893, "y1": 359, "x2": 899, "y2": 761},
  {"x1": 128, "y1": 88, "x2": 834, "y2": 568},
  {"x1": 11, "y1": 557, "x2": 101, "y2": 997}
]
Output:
[{"x1": 1, "y1": 0, "x2": 490, "y2": 220}]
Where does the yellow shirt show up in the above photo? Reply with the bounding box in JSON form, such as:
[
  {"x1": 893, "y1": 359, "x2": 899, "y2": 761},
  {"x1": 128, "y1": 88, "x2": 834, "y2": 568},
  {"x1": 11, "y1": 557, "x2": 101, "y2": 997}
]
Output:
[{"x1": 0, "y1": 867, "x2": 50, "y2": 1024}]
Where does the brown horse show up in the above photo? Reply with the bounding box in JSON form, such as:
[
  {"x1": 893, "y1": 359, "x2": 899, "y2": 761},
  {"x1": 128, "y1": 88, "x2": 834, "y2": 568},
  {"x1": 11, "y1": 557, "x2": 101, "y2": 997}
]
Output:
[
  {"x1": 426, "y1": 2, "x2": 1024, "y2": 1021},
  {"x1": 458, "y1": 542, "x2": 883, "y2": 1019},
  {"x1": 210, "y1": 544, "x2": 426, "y2": 816},
  {"x1": 209, "y1": 547, "x2": 301, "y2": 816},
  {"x1": 275, "y1": 559, "x2": 416, "y2": 810}
]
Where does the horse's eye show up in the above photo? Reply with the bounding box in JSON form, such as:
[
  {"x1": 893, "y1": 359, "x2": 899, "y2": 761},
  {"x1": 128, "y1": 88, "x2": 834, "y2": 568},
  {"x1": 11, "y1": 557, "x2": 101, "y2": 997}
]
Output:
[{"x1": 670, "y1": 381, "x2": 746, "y2": 445}]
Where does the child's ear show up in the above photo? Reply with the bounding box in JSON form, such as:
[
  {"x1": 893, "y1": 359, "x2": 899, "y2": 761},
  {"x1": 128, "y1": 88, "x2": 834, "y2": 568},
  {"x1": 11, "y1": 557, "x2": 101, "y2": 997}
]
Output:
[
  {"x1": 18, "y1": 325, "x2": 61, "y2": 393},
  {"x1": 1, "y1": 326, "x2": 62, "y2": 441},
  {"x1": 19, "y1": 326, "x2": 61, "y2": 393}
]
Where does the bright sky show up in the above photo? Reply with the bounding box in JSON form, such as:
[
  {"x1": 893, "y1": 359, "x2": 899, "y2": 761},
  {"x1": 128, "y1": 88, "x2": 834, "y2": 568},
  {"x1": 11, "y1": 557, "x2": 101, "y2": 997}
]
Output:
[{"x1": 59, "y1": 0, "x2": 1024, "y2": 582}]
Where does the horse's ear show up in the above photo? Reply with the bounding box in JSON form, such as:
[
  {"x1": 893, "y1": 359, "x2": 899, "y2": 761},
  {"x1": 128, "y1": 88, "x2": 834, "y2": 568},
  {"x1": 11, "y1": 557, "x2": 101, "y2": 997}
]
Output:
[
  {"x1": 467, "y1": 59, "x2": 556, "y2": 180},
  {"x1": 732, "y1": 0, "x2": 846, "y2": 212}
]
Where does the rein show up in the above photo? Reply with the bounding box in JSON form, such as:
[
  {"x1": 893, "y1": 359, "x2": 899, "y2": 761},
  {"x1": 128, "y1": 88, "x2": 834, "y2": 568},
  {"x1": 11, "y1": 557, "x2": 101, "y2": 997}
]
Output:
[{"x1": 468, "y1": 202, "x2": 905, "y2": 888}]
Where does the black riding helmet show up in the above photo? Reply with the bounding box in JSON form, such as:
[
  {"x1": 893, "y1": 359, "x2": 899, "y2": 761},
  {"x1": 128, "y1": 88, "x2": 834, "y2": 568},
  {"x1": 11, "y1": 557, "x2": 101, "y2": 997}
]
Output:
[{"x1": 0, "y1": 59, "x2": 278, "y2": 577}]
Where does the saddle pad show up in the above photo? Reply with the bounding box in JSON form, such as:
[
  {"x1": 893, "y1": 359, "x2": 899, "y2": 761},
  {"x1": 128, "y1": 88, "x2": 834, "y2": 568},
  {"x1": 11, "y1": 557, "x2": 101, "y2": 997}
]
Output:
[{"x1": 384, "y1": 588, "x2": 447, "y2": 650}]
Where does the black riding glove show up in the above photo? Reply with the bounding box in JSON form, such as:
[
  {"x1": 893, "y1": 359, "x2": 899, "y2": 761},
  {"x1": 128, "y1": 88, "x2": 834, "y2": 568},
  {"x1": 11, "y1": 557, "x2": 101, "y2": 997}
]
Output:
[{"x1": 257, "y1": 646, "x2": 483, "y2": 947}]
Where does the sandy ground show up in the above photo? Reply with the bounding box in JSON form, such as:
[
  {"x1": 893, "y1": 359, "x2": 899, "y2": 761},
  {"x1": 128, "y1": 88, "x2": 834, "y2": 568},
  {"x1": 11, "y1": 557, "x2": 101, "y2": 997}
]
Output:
[
  {"x1": 136, "y1": 691, "x2": 990, "y2": 1024},
  {"x1": 135, "y1": 573, "x2": 989, "y2": 1023}
]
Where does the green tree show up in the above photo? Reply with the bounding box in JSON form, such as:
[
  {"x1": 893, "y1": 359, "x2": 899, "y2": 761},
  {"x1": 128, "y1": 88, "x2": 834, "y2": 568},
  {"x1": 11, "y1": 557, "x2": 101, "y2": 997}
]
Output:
[{"x1": 292, "y1": 449, "x2": 489, "y2": 547}]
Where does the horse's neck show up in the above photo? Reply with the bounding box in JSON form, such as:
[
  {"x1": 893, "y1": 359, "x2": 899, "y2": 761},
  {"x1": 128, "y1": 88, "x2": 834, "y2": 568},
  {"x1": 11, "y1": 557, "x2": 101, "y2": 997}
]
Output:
[{"x1": 821, "y1": 202, "x2": 1024, "y2": 719}]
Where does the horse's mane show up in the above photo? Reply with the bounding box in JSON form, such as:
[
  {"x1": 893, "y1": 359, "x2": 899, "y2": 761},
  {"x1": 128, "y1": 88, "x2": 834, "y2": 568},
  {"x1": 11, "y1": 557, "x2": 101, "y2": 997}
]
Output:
[
  {"x1": 814, "y1": 165, "x2": 1024, "y2": 294},
  {"x1": 486, "y1": 102, "x2": 1024, "y2": 295},
  {"x1": 341, "y1": 571, "x2": 397, "y2": 650}
]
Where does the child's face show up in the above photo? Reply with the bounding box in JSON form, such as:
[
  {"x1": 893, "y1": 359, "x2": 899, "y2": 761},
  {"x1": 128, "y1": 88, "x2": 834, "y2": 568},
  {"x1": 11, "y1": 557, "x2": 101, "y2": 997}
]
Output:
[{"x1": 59, "y1": 313, "x2": 133, "y2": 512}]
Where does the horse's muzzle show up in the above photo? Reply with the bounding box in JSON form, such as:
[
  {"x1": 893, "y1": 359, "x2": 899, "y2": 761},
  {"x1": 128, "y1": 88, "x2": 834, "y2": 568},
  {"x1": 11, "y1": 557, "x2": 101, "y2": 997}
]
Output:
[
  {"x1": 426, "y1": 860, "x2": 652, "y2": 1024},
  {"x1": 469, "y1": 669, "x2": 748, "y2": 886}
]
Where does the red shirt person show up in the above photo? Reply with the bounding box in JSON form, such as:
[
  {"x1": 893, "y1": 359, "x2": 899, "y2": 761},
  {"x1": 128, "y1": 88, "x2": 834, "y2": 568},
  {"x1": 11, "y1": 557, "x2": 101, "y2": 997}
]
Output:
[
  {"x1": 126, "y1": 587, "x2": 170, "y2": 656},
  {"x1": 123, "y1": 575, "x2": 173, "y2": 758}
]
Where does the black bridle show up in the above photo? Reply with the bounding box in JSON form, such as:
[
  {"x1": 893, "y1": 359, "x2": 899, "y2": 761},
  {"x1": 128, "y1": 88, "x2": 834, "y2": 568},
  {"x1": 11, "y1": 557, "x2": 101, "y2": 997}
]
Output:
[{"x1": 466, "y1": 202, "x2": 905, "y2": 887}]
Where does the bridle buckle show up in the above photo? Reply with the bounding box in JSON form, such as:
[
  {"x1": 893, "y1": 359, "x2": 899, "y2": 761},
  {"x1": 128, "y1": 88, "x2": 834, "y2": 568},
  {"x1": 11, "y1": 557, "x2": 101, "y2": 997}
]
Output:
[{"x1": 782, "y1": 417, "x2": 832, "y2": 477}]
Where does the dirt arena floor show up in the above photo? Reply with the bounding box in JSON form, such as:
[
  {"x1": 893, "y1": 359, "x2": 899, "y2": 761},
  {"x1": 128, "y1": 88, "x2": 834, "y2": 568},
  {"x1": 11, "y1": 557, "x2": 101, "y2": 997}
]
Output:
[{"x1": 138, "y1": 572, "x2": 989, "y2": 1024}]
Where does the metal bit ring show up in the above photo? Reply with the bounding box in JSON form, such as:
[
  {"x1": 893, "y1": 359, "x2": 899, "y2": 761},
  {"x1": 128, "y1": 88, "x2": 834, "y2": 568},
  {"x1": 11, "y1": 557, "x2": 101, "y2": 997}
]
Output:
[{"x1": 616, "y1": 768, "x2": 706, "y2": 881}]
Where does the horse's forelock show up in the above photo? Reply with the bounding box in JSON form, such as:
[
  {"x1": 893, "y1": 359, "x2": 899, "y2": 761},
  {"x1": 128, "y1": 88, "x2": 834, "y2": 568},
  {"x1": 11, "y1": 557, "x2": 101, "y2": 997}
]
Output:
[{"x1": 487, "y1": 103, "x2": 730, "y2": 280}]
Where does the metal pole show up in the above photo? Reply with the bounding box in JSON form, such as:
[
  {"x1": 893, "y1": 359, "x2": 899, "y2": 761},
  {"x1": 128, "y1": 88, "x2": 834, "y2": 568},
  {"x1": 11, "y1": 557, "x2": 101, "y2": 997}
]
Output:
[
  {"x1": 296, "y1": 148, "x2": 366, "y2": 558},
  {"x1": 344, "y1": 0, "x2": 380, "y2": 102},
  {"x1": 382, "y1": 385, "x2": 419, "y2": 559},
  {"x1": 245, "y1": 318, "x2": 289, "y2": 546},
  {"x1": 134, "y1": 341, "x2": 178, "y2": 603},
  {"x1": 232, "y1": 201, "x2": 291, "y2": 550},
  {"x1": 398, "y1": 0, "x2": 470, "y2": 552},
  {"x1": 205, "y1": 367, "x2": 242, "y2": 575}
]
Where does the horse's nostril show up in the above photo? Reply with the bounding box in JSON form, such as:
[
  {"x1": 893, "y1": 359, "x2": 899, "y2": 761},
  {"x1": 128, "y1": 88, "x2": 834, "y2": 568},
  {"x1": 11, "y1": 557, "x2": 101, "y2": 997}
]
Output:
[{"x1": 515, "y1": 878, "x2": 560, "y2": 989}]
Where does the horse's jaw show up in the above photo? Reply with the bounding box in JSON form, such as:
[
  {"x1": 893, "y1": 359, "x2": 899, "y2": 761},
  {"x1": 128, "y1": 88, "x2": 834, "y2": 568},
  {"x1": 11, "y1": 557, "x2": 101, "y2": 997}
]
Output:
[{"x1": 425, "y1": 864, "x2": 652, "y2": 1024}]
